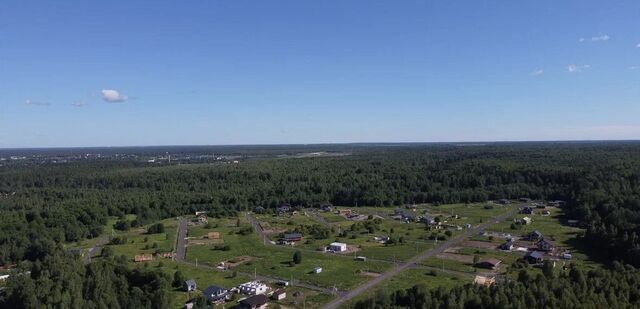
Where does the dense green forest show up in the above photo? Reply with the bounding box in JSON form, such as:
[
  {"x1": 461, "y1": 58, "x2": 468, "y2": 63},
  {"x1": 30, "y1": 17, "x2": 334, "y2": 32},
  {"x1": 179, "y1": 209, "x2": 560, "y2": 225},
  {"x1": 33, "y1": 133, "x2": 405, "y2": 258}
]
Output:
[
  {"x1": 1, "y1": 143, "x2": 640, "y2": 308},
  {"x1": 354, "y1": 262, "x2": 640, "y2": 309},
  {"x1": 0, "y1": 249, "x2": 171, "y2": 309}
]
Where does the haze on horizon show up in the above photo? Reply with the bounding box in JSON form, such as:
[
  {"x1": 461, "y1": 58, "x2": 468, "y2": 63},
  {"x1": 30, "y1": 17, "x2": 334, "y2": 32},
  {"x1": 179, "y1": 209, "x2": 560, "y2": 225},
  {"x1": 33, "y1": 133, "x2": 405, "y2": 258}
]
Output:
[{"x1": 1, "y1": 1, "x2": 639, "y2": 148}]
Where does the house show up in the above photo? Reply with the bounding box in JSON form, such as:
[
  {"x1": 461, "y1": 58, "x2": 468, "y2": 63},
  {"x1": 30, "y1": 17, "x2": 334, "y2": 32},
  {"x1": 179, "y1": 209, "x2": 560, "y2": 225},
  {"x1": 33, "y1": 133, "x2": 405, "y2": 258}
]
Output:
[
  {"x1": 401, "y1": 211, "x2": 417, "y2": 222},
  {"x1": 519, "y1": 198, "x2": 531, "y2": 203},
  {"x1": 420, "y1": 215, "x2": 435, "y2": 225},
  {"x1": 320, "y1": 204, "x2": 333, "y2": 212},
  {"x1": 284, "y1": 233, "x2": 303, "y2": 242},
  {"x1": 197, "y1": 214, "x2": 208, "y2": 224},
  {"x1": 499, "y1": 240, "x2": 514, "y2": 251},
  {"x1": 473, "y1": 275, "x2": 496, "y2": 287},
  {"x1": 277, "y1": 204, "x2": 292, "y2": 215},
  {"x1": 524, "y1": 251, "x2": 544, "y2": 263},
  {"x1": 238, "y1": 294, "x2": 269, "y2": 309},
  {"x1": 184, "y1": 279, "x2": 197, "y2": 292},
  {"x1": 195, "y1": 211, "x2": 208, "y2": 216},
  {"x1": 563, "y1": 252, "x2": 573, "y2": 260},
  {"x1": 520, "y1": 207, "x2": 534, "y2": 214},
  {"x1": 238, "y1": 281, "x2": 268, "y2": 295},
  {"x1": 134, "y1": 254, "x2": 153, "y2": 262},
  {"x1": 271, "y1": 289, "x2": 286, "y2": 300},
  {"x1": 537, "y1": 239, "x2": 555, "y2": 252},
  {"x1": 207, "y1": 232, "x2": 220, "y2": 239},
  {"x1": 534, "y1": 203, "x2": 546, "y2": 209},
  {"x1": 475, "y1": 258, "x2": 502, "y2": 270},
  {"x1": 524, "y1": 230, "x2": 543, "y2": 241},
  {"x1": 516, "y1": 217, "x2": 532, "y2": 225},
  {"x1": 337, "y1": 209, "x2": 353, "y2": 216},
  {"x1": 498, "y1": 199, "x2": 511, "y2": 204},
  {"x1": 313, "y1": 266, "x2": 323, "y2": 274},
  {"x1": 253, "y1": 206, "x2": 265, "y2": 214},
  {"x1": 355, "y1": 256, "x2": 367, "y2": 261},
  {"x1": 202, "y1": 285, "x2": 230, "y2": 304},
  {"x1": 329, "y1": 242, "x2": 347, "y2": 252}
]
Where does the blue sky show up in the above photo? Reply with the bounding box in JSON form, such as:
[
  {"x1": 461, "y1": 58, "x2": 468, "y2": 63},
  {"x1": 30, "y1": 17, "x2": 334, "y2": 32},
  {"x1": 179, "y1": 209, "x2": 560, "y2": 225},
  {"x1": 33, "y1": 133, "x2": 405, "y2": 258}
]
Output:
[{"x1": 1, "y1": 1, "x2": 639, "y2": 147}]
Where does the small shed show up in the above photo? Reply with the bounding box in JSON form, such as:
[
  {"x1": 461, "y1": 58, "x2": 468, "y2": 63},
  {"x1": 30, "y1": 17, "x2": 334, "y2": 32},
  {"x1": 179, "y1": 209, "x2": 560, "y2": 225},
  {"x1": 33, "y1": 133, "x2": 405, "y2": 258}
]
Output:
[
  {"x1": 313, "y1": 266, "x2": 323, "y2": 274},
  {"x1": 473, "y1": 275, "x2": 496, "y2": 287},
  {"x1": 329, "y1": 242, "x2": 347, "y2": 252},
  {"x1": 271, "y1": 288, "x2": 286, "y2": 300},
  {"x1": 184, "y1": 279, "x2": 197, "y2": 292},
  {"x1": 134, "y1": 254, "x2": 153, "y2": 262}
]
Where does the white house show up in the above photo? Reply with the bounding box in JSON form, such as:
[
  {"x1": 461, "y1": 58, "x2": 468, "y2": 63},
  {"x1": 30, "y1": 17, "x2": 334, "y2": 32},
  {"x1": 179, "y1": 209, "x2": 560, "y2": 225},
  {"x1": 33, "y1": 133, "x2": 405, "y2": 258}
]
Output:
[
  {"x1": 329, "y1": 242, "x2": 347, "y2": 252},
  {"x1": 237, "y1": 281, "x2": 268, "y2": 295}
]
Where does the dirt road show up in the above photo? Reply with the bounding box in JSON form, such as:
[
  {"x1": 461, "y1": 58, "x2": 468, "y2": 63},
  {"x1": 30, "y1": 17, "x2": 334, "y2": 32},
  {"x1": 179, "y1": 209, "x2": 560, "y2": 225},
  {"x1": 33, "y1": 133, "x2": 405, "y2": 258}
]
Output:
[{"x1": 320, "y1": 205, "x2": 520, "y2": 309}]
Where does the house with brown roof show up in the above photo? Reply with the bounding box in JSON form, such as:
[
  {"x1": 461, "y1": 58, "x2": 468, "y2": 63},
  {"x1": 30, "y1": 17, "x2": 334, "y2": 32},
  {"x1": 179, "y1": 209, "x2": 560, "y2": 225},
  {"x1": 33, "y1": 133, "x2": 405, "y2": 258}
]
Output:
[
  {"x1": 238, "y1": 294, "x2": 268, "y2": 309},
  {"x1": 475, "y1": 258, "x2": 502, "y2": 270}
]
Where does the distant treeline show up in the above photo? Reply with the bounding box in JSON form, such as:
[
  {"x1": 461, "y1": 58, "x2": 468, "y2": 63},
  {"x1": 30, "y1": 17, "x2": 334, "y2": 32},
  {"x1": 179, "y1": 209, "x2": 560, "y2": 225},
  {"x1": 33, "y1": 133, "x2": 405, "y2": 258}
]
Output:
[
  {"x1": 1, "y1": 143, "x2": 639, "y2": 267},
  {"x1": 1, "y1": 143, "x2": 640, "y2": 308},
  {"x1": 0, "y1": 143, "x2": 640, "y2": 266}
]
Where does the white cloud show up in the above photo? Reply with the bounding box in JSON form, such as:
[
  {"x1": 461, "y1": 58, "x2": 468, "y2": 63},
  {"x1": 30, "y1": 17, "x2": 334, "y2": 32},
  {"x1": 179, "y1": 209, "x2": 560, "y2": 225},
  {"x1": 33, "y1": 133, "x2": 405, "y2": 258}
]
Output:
[
  {"x1": 101, "y1": 89, "x2": 128, "y2": 103},
  {"x1": 71, "y1": 101, "x2": 88, "y2": 107},
  {"x1": 531, "y1": 69, "x2": 544, "y2": 76},
  {"x1": 636, "y1": 43, "x2": 640, "y2": 48},
  {"x1": 629, "y1": 66, "x2": 639, "y2": 70},
  {"x1": 24, "y1": 99, "x2": 50, "y2": 106},
  {"x1": 567, "y1": 64, "x2": 590, "y2": 73},
  {"x1": 578, "y1": 34, "x2": 610, "y2": 43}
]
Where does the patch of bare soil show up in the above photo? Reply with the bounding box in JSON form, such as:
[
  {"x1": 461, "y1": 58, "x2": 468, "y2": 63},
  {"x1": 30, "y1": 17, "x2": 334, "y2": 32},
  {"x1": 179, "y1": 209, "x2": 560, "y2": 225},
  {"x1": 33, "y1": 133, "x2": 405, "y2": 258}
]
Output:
[
  {"x1": 461, "y1": 240, "x2": 499, "y2": 250},
  {"x1": 436, "y1": 253, "x2": 474, "y2": 264}
]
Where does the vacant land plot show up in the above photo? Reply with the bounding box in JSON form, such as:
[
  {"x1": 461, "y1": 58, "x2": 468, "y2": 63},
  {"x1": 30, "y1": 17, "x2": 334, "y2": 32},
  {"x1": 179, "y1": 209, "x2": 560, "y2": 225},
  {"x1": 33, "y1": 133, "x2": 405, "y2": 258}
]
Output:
[
  {"x1": 185, "y1": 217, "x2": 392, "y2": 290},
  {"x1": 108, "y1": 217, "x2": 179, "y2": 260}
]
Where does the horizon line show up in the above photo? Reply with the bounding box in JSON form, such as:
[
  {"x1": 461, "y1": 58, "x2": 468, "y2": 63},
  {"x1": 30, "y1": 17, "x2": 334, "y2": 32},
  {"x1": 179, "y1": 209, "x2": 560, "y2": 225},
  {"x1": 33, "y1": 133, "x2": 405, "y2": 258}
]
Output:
[{"x1": 1, "y1": 138, "x2": 640, "y2": 151}]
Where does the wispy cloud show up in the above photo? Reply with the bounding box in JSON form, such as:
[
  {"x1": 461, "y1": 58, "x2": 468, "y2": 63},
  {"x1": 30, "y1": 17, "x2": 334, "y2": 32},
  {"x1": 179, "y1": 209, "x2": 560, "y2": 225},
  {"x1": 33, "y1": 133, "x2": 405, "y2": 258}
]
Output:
[
  {"x1": 578, "y1": 34, "x2": 610, "y2": 43},
  {"x1": 629, "y1": 66, "x2": 639, "y2": 70},
  {"x1": 636, "y1": 43, "x2": 640, "y2": 48},
  {"x1": 71, "y1": 101, "x2": 88, "y2": 107},
  {"x1": 531, "y1": 69, "x2": 544, "y2": 76},
  {"x1": 24, "y1": 99, "x2": 51, "y2": 106},
  {"x1": 101, "y1": 89, "x2": 128, "y2": 103},
  {"x1": 567, "y1": 64, "x2": 590, "y2": 73}
]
